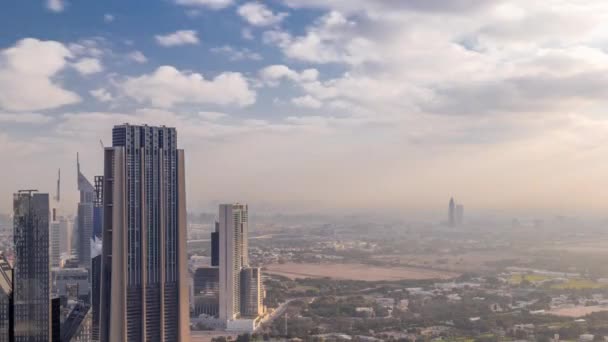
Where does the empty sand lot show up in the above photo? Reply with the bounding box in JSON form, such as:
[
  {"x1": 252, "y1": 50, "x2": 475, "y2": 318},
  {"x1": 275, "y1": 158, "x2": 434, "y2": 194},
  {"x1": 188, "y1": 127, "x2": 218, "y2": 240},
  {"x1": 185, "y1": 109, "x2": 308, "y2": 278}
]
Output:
[{"x1": 265, "y1": 262, "x2": 459, "y2": 281}]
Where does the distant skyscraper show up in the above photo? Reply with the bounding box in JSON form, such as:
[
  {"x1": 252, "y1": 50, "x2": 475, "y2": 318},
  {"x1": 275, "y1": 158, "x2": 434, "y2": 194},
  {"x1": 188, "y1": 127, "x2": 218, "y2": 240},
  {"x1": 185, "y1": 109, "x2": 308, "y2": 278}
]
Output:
[
  {"x1": 77, "y1": 154, "x2": 95, "y2": 270},
  {"x1": 50, "y1": 210, "x2": 62, "y2": 268},
  {"x1": 192, "y1": 267, "x2": 220, "y2": 318},
  {"x1": 100, "y1": 124, "x2": 189, "y2": 342},
  {"x1": 93, "y1": 176, "x2": 103, "y2": 240},
  {"x1": 211, "y1": 222, "x2": 219, "y2": 267},
  {"x1": 91, "y1": 255, "x2": 101, "y2": 342},
  {"x1": 448, "y1": 197, "x2": 455, "y2": 227},
  {"x1": 240, "y1": 268, "x2": 263, "y2": 318},
  {"x1": 0, "y1": 255, "x2": 13, "y2": 342},
  {"x1": 455, "y1": 204, "x2": 464, "y2": 226},
  {"x1": 13, "y1": 190, "x2": 50, "y2": 342},
  {"x1": 219, "y1": 204, "x2": 249, "y2": 322}
]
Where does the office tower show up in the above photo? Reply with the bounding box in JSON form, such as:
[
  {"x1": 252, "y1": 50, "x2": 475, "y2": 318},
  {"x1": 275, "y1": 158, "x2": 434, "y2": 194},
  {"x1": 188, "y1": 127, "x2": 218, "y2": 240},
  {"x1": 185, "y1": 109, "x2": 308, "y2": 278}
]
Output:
[
  {"x1": 13, "y1": 190, "x2": 50, "y2": 342},
  {"x1": 61, "y1": 303, "x2": 91, "y2": 342},
  {"x1": 211, "y1": 222, "x2": 219, "y2": 267},
  {"x1": 93, "y1": 176, "x2": 103, "y2": 240},
  {"x1": 91, "y1": 255, "x2": 101, "y2": 342},
  {"x1": 218, "y1": 204, "x2": 248, "y2": 322},
  {"x1": 50, "y1": 211, "x2": 62, "y2": 268},
  {"x1": 51, "y1": 298, "x2": 60, "y2": 342},
  {"x1": 192, "y1": 268, "x2": 220, "y2": 318},
  {"x1": 239, "y1": 268, "x2": 263, "y2": 318},
  {"x1": 100, "y1": 124, "x2": 189, "y2": 342},
  {"x1": 53, "y1": 268, "x2": 89, "y2": 302},
  {"x1": 77, "y1": 155, "x2": 95, "y2": 269},
  {"x1": 455, "y1": 204, "x2": 464, "y2": 226},
  {"x1": 0, "y1": 256, "x2": 13, "y2": 342},
  {"x1": 448, "y1": 197, "x2": 455, "y2": 227}
]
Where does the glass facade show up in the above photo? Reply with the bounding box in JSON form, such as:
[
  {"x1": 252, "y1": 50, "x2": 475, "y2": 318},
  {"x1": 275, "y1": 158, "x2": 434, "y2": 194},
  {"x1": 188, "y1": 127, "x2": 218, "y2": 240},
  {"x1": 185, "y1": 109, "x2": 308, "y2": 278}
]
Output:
[{"x1": 13, "y1": 191, "x2": 50, "y2": 342}]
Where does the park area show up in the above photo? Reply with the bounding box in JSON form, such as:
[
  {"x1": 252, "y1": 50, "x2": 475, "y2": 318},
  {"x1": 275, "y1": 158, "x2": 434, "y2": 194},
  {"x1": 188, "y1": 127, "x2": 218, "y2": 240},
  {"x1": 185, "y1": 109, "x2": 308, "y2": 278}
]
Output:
[{"x1": 265, "y1": 262, "x2": 459, "y2": 281}]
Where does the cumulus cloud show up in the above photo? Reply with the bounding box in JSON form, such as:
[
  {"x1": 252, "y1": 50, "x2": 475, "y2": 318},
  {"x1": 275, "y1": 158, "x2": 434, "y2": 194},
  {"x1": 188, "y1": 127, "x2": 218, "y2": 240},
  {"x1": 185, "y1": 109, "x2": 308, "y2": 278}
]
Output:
[
  {"x1": 89, "y1": 88, "x2": 113, "y2": 102},
  {"x1": 211, "y1": 45, "x2": 262, "y2": 61},
  {"x1": 292, "y1": 95, "x2": 323, "y2": 109},
  {"x1": 46, "y1": 0, "x2": 66, "y2": 13},
  {"x1": 0, "y1": 112, "x2": 52, "y2": 124},
  {"x1": 238, "y1": 2, "x2": 288, "y2": 27},
  {"x1": 0, "y1": 38, "x2": 80, "y2": 111},
  {"x1": 155, "y1": 30, "x2": 199, "y2": 47},
  {"x1": 259, "y1": 64, "x2": 318, "y2": 86},
  {"x1": 104, "y1": 14, "x2": 114, "y2": 22},
  {"x1": 174, "y1": 0, "x2": 233, "y2": 9},
  {"x1": 119, "y1": 65, "x2": 256, "y2": 108},
  {"x1": 127, "y1": 50, "x2": 148, "y2": 63},
  {"x1": 72, "y1": 57, "x2": 103, "y2": 75}
]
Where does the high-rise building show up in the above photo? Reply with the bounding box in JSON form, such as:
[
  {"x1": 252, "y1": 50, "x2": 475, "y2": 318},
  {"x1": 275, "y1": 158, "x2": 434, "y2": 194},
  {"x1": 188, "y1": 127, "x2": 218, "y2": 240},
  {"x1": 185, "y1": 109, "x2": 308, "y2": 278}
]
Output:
[
  {"x1": 218, "y1": 204, "x2": 248, "y2": 322},
  {"x1": 100, "y1": 124, "x2": 189, "y2": 342},
  {"x1": 192, "y1": 267, "x2": 220, "y2": 318},
  {"x1": 51, "y1": 298, "x2": 60, "y2": 342},
  {"x1": 239, "y1": 268, "x2": 263, "y2": 318},
  {"x1": 77, "y1": 155, "x2": 95, "y2": 270},
  {"x1": 93, "y1": 176, "x2": 104, "y2": 240},
  {"x1": 211, "y1": 222, "x2": 219, "y2": 267},
  {"x1": 448, "y1": 198, "x2": 455, "y2": 227},
  {"x1": 13, "y1": 190, "x2": 50, "y2": 342},
  {"x1": 91, "y1": 255, "x2": 101, "y2": 342},
  {"x1": 455, "y1": 204, "x2": 464, "y2": 226},
  {"x1": 50, "y1": 212, "x2": 62, "y2": 268},
  {"x1": 0, "y1": 255, "x2": 13, "y2": 342},
  {"x1": 53, "y1": 268, "x2": 89, "y2": 302}
]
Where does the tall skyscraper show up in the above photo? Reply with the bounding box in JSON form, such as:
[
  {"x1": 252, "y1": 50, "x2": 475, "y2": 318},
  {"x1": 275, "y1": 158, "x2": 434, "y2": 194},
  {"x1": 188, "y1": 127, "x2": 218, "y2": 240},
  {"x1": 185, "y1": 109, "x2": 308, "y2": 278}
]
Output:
[
  {"x1": 50, "y1": 214, "x2": 62, "y2": 268},
  {"x1": 211, "y1": 222, "x2": 219, "y2": 267},
  {"x1": 77, "y1": 155, "x2": 95, "y2": 270},
  {"x1": 13, "y1": 190, "x2": 50, "y2": 342},
  {"x1": 0, "y1": 255, "x2": 13, "y2": 342},
  {"x1": 100, "y1": 124, "x2": 189, "y2": 342},
  {"x1": 91, "y1": 255, "x2": 101, "y2": 342},
  {"x1": 93, "y1": 176, "x2": 104, "y2": 240},
  {"x1": 448, "y1": 197, "x2": 455, "y2": 227},
  {"x1": 240, "y1": 268, "x2": 263, "y2": 318},
  {"x1": 218, "y1": 204, "x2": 249, "y2": 322}
]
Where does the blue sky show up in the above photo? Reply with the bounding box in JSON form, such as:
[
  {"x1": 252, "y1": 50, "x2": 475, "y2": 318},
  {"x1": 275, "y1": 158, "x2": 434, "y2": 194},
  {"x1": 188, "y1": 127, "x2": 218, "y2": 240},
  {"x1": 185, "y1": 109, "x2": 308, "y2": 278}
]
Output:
[{"x1": 2, "y1": 0, "x2": 608, "y2": 216}]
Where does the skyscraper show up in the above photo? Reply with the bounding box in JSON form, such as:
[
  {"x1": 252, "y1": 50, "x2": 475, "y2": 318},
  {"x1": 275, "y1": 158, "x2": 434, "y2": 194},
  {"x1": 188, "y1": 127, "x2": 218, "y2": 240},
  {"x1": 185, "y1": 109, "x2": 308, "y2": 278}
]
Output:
[
  {"x1": 240, "y1": 268, "x2": 263, "y2": 318},
  {"x1": 13, "y1": 190, "x2": 50, "y2": 342},
  {"x1": 0, "y1": 255, "x2": 13, "y2": 342},
  {"x1": 77, "y1": 155, "x2": 95, "y2": 270},
  {"x1": 100, "y1": 124, "x2": 189, "y2": 342},
  {"x1": 448, "y1": 197, "x2": 455, "y2": 227},
  {"x1": 218, "y1": 204, "x2": 248, "y2": 322},
  {"x1": 50, "y1": 214, "x2": 62, "y2": 268},
  {"x1": 211, "y1": 222, "x2": 219, "y2": 267}
]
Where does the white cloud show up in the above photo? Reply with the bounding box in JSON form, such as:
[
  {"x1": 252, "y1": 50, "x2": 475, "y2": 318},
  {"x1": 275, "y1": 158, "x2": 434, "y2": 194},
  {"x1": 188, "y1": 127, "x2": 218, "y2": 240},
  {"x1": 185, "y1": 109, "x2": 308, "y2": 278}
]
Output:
[
  {"x1": 199, "y1": 111, "x2": 228, "y2": 121},
  {"x1": 89, "y1": 88, "x2": 113, "y2": 102},
  {"x1": 46, "y1": 0, "x2": 65, "y2": 13},
  {"x1": 0, "y1": 38, "x2": 80, "y2": 111},
  {"x1": 0, "y1": 112, "x2": 52, "y2": 124},
  {"x1": 155, "y1": 30, "x2": 199, "y2": 47},
  {"x1": 291, "y1": 95, "x2": 322, "y2": 109},
  {"x1": 237, "y1": 2, "x2": 288, "y2": 27},
  {"x1": 211, "y1": 46, "x2": 262, "y2": 61},
  {"x1": 242, "y1": 28, "x2": 255, "y2": 40},
  {"x1": 68, "y1": 39, "x2": 104, "y2": 58},
  {"x1": 104, "y1": 14, "x2": 114, "y2": 22},
  {"x1": 127, "y1": 50, "x2": 148, "y2": 63},
  {"x1": 259, "y1": 65, "x2": 318, "y2": 86},
  {"x1": 72, "y1": 58, "x2": 103, "y2": 75},
  {"x1": 174, "y1": 0, "x2": 233, "y2": 9},
  {"x1": 119, "y1": 65, "x2": 256, "y2": 108}
]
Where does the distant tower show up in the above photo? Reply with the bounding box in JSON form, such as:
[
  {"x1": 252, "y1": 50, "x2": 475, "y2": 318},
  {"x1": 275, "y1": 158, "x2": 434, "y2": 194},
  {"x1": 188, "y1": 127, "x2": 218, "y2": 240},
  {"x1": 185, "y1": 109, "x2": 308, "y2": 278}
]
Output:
[
  {"x1": 448, "y1": 198, "x2": 455, "y2": 227},
  {"x1": 219, "y1": 204, "x2": 249, "y2": 322},
  {"x1": 0, "y1": 255, "x2": 13, "y2": 342},
  {"x1": 77, "y1": 153, "x2": 95, "y2": 270},
  {"x1": 13, "y1": 190, "x2": 50, "y2": 342},
  {"x1": 455, "y1": 204, "x2": 464, "y2": 226}
]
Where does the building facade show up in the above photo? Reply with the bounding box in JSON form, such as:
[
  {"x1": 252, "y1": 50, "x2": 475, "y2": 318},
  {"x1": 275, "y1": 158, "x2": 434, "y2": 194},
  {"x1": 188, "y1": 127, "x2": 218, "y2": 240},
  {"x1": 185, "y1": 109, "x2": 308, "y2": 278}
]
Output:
[
  {"x1": 0, "y1": 255, "x2": 13, "y2": 342},
  {"x1": 100, "y1": 124, "x2": 189, "y2": 342},
  {"x1": 218, "y1": 204, "x2": 249, "y2": 322},
  {"x1": 77, "y1": 155, "x2": 95, "y2": 270},
  {"x1": 239, "y1": 268, "x2": 263, "y2": 318},
  {"x1": 192, "y1": 267, "x2": 219, "y2": 318},
  {"x1": 13, "y1": 191, "x2": 50, "y2": 342}
]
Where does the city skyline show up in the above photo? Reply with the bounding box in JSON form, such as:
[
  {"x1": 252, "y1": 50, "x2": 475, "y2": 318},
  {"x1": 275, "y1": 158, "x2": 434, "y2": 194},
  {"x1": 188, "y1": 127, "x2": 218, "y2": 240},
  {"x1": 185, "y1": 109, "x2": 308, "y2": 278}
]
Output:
[{"x1": 3, "y1": 1, "x2": 608, "y2": 215}]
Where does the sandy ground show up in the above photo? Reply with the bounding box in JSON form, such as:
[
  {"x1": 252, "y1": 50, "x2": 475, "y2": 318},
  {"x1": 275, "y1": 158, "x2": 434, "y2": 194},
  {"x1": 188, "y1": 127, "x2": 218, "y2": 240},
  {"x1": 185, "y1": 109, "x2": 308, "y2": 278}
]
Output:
[
  {"x1": 547, "y1": 305, "x2": 608, "y2": 317},
  {"x1": 265, "y1": 262, "x2": 459, "y2": 281}
]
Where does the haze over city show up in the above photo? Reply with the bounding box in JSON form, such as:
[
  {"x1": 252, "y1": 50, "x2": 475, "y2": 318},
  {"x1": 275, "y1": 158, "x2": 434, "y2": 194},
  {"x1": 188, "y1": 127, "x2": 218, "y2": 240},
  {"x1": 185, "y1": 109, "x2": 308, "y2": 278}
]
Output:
[{"x1": 2, "y1": 1, "x2": 608, "y2": 216}]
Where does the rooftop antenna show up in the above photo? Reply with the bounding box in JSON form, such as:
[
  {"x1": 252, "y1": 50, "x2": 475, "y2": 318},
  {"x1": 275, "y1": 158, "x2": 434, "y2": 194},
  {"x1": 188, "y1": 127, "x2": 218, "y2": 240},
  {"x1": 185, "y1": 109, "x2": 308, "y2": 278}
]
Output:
[{"x1": 99, "y1": 139, "x2": 104, "y2": 149}]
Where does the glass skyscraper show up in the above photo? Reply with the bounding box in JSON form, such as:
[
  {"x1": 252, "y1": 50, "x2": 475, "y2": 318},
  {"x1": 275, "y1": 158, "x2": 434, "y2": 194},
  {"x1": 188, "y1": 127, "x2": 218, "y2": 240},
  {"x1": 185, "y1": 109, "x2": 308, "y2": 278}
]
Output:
[
  {"x1": 100, "y1": 124, "x2": 189, "y2": 342},
  {"x1": 77, "y1": 155, "x2": 95, "y2": 270},
  {"x1": 13, "y1": 191, "x2": 50, "y2": 342}
]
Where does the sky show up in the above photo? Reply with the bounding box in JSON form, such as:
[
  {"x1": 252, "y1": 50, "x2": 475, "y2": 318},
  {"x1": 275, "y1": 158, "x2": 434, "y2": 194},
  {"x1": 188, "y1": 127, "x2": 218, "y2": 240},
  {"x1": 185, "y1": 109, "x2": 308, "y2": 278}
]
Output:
[{"x1": 1, "y1": 0, "x2": 608, "y2": 216}]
